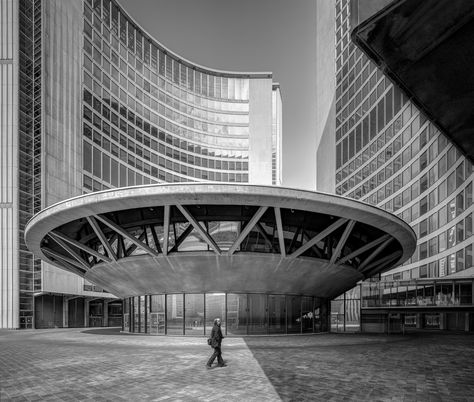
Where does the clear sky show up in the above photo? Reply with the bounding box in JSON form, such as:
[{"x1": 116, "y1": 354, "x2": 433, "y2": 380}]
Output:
[{"x1": 120, "y1": 0, "x2": 317, "y2": 190}]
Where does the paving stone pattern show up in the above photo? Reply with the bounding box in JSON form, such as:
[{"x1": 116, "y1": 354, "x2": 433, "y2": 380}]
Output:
[
  {"x1": 0, "y1": 328, "x2": 473, "y2": 401},
  {"x1": 244, "y1": 333, "x2": 474, "y2": 402}
]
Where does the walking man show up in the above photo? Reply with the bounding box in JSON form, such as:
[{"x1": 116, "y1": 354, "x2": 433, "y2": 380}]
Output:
[{"x1": 206, "y1": 318, "x2": 226, "y2": 368}]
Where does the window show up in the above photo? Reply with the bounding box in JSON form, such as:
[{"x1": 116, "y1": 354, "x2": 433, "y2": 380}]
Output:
[
  {"x1": 419, "y1": 173, "x2": 428, "y2": 194},
  {"x1": 465, "y1": 182, "x2": 473, "y2": 207},
  {"x1": 438, "y1": 179, "x2": 447, "y2": 202},
  {"x1": 419, "y1": 196, "x2": 428, "y2": 216},
  {"x1": 438, "y1": 231, "x2": 447, "y2": 252},
  {"x1": 447, "y1": 172, "x2": 456, "y2": 195},
  {"x1": 83, "y1": 141, "x2": 92, "y2": 173},
  {"x1": 447, "y1": 226, "x2": 456, "y2": 248},
  {"x1": 438, "y1": 205, "x2": 447, "y2": 228},
  {"x1": 428, "y1": 237, "x2": 438, "y2": 257},
  {"x1": 465, "y1": 213, "x2": 473, "y2": 238},
  {"x1": 419, "y1": 219, "x2": 428, "y2": 238},
  {"x1": 466, "y1": 244, "x2": 473, "y2": 268}
]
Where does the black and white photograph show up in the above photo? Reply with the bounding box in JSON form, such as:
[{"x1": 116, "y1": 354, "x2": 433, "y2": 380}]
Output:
[{"x1": 1, "y1": 0, "x2": 474, "y2": 400}]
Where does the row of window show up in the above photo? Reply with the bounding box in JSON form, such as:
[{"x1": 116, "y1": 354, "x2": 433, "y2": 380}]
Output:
[
  {"x1": 82, "y1": 107, "x2": 249, "y2": 175},
  {"x1": 336, "y1": 86, "x2": 412, "y2": 174},
  {"x1": 83, "y1": 141, "x2": 249, "y2": 189},
  {"x1": 83, "y1": 90, "x2": 249, "y2": 157},
  {"x1": 385, "y1": 244, "x2": 473, "y2": 281},
  {"x1": 337, "y1": 103, "x2": 417, "y2": 188},
  {"x1": 415, "y1": 213, "x2": 473, "y2": 261},
  {"x1": 337, "y1": 111, "x2": 442, "y2": 200},
  {"x1": 83, "y1": 36, "x2": 250, "y2": 125},
  {"x1": 85, "y1": 0, "x2": 251, "y2": 101},
  {"x1": 85, "y1": 77, "x2": 250, "y2": 151},
  {"x1": 84, "y1": 121, "x2": 248, "y2": 169},
  {"x1": 336, "y1": 51, "x2": 368, "y2": 103},
  {"x1": 336, "y1": 65, "x2": 387, "y2": 135},
  {"x1": 83, "y1": 64, "x2": 250, "y2": 138}
]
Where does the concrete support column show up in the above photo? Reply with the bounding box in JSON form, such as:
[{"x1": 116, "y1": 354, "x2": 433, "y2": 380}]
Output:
[
  {"x1": 84, "y1": 299, "x2": 90, "y2": 328},
  {"x1": 63, "y1": 298, "x2": 68, "y2": 328},
  {"x1": 103, "y1": 299, "x2": 109, "y2": 327}
]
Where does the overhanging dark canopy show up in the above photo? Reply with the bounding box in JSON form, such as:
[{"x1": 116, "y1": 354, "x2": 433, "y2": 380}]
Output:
[{"x1": 352, "y1": 0, "x2": 474, "y2": 163}]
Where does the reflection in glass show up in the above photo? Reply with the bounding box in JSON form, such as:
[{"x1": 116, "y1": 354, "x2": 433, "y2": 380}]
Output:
[
  {"x1": 268, "y1": 295, "x2": 286, "y2": 333},
  {"x1": 124, "y1": 293, "x2": 332, "y2": 335},
  {"x1": 185, "y1": 294, "x2": 204, "y2": 336},
  {"x1": 139, "y1": 296, "x2": 146, "y2": 333},
  {"x1": 148, "y1": 294, "x2": 165, "y2": 334},
  {"x1": 133, "y1": 296, "x2": 140, "y2": 332},
  {"x1": 205, "y1": 293, "x2": 226, "y2": 335},
  {"x1": 166, "y1": 294, "x2": 183, "y2": 335},
  {"x1": 302, "y1": 296, "x2": 314, "y2": 333},
  {"x1": 227, "y1": 293, "x2": 247, "y2": 335},
  {"x1": 287, "y1": 296, "x2": 301, "y2": 333},
  {"x1": 313, "y1": 298, "x2": 323, "y2": 332},
  {"x1": 208, "y1": 221, "x2": 239, "y2": 251},
  {"x1": 248, "y1": 294, "x2": 267, "y2": 334}
]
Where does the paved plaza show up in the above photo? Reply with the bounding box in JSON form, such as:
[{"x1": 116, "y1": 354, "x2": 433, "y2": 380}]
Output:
[{"x1": 0, "y1": 328, "x2": 473, "y2": 401}]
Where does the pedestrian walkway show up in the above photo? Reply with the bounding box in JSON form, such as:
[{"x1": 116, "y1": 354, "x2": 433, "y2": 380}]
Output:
[{"x1": 0, "y1": 328, "x2": 473, "y2": 401}]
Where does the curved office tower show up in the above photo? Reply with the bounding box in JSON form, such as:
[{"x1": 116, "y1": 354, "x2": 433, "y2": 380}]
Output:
[
  {"x1": 81, "y1": 0, "x2": 282, "y2": 190},
  {"x1": 0, "y1": 0, "x2": 281, "y2": 329},
  {"x1": 317, "y1": 0, "x2": 474, "y2": 332}
]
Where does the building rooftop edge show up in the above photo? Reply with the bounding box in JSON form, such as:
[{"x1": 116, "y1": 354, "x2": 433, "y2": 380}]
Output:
[{"x1": 115, "y1": 0, "x2": 274, "y2": 79}]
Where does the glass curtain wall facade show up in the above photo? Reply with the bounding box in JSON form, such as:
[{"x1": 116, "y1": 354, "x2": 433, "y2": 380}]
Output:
[
  {"x1": 123, "y1": 293, "x2": 329, "y2": 335},
  {"x1": 332, "y1": 0, "x2": 474, "y2": 330},
  {"x1": 17, "y1": 0, "x2": 42, "y2": 328}
]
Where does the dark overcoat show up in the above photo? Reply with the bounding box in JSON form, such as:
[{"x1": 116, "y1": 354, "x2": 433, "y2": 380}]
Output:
[{"x1": 210, "y1": 324, "x2": 224, "y2": 348}]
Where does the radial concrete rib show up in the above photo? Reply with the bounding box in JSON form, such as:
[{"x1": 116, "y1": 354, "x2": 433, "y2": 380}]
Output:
[
  {"x1": 227, "y1": 206, "x2": 268, "y2": 255},
  {"x1": 337, "y1": 234, "x2": 391, "y2": 266},
  {"x1": 274, "y1": 207, "x2": 286, "y2": 257},
  {"x1": 124, "y1": 229, "x2": 148, "y2": 256},
  {"x1": 94, "y1": 214, "x2": 159, "y2": 257},
  {"x1": 169, "y1": 224, "x2": 194, "y2": 253},
  {"x1": 330, "y1": 220, "x2": 356, "y2": 264},
  {"x1": 358, "y1": 237, "x2": 393, "y2": 272},
  {"x1": 288, "y1": 226, "x2": 302, "y2": 254},
  {"x1": 51, "y1": 230, "x2": 112, "y2": 263},
  {"x1": 362, "y1": 250, "x2": 402, "y2": 276},
  {"x1": 86, "y1": 216, "x2": 118, "y2": 261},
  {"x1": 290, "y1": 218, "x2": 348, "y2": 259},
  {"x1": 47, "y1": 233, "x2": 91, "y2": 270},
  {"x1": 163, "y1": 205, "x2": 170, "y2": 256},
  {"x1": 176, "y1": 204, "x2": 222, "y2": 255},
  {"x1": 255, "y1": 222, "x2": 277, "y2": 252},
  {"x1": 302, "y1": 231, "x2": 322, "y2": 258},
  {"x1": 41, "y1": 247, "x2": 87, "y2": 274},
  {"x1": 149, "y1": 225, "x2": 162, "y2": 254}
]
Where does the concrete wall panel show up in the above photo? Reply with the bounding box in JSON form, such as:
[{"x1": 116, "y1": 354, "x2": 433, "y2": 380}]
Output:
[
  {"x1": 0, "y1": 0, "x2": 19, "y2": 328},
  {"x1": 249, "y1": 78, "x2": 273, "y2": 185}
]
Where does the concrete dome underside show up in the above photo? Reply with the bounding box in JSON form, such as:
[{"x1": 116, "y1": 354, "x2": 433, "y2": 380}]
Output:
[{"x1": 25, "y1": 184, "x2": 416, "y2": 299}]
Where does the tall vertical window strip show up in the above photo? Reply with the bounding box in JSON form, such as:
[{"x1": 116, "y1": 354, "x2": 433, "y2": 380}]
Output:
[
  {"x1": 335, "y1": 0, "x2": 474, "y2": 282},
  {"x1": 18, "y1": 0, "x2": 42, "y2": 328},
  {"x1": 82, "y1": 0, "x2": 255, "y2": 192}
]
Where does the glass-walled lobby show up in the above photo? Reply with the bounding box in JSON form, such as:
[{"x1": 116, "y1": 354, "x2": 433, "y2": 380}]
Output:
[{"x1": 123, "y1": 293, "x2": 329, "y2": 335}]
